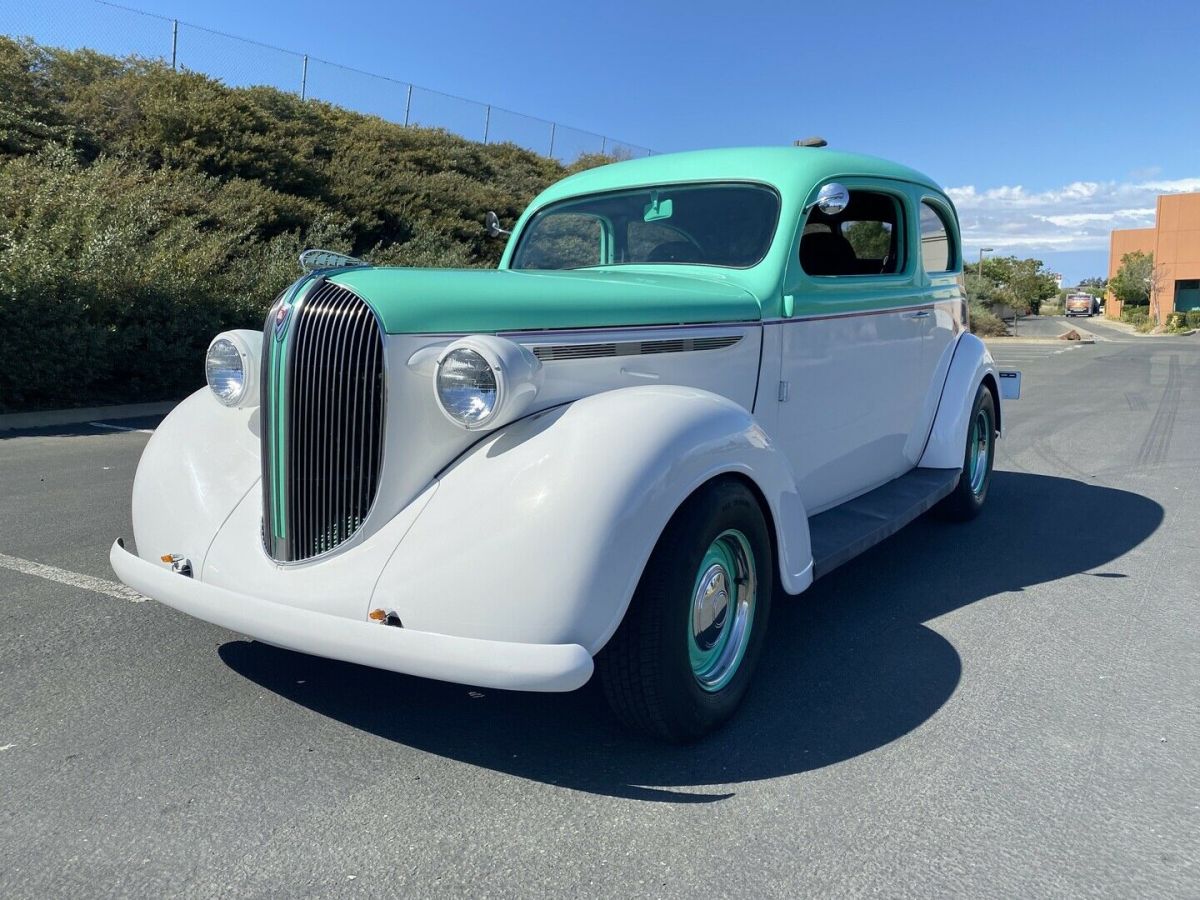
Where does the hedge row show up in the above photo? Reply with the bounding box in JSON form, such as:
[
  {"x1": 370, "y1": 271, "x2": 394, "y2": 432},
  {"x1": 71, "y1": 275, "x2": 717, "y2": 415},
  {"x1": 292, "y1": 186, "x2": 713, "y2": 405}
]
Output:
[{"x1": 0, "y1": 37, "x2": 608, "y2": 411}]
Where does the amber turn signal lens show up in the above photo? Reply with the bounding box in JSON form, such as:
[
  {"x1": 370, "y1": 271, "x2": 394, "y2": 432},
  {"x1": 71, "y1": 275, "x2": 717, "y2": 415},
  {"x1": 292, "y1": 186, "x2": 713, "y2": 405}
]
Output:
[
  {"x1": 160, "y1": 554, "x2": 174, "y2": 563},
  {"x1": 368, "y1": 609, "x2": 387, "y2": 622}
]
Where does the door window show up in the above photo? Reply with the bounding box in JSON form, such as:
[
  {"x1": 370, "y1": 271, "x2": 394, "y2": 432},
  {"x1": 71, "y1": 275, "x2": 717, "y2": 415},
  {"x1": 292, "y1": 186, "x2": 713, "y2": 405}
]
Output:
[{"x1": 799, "y1": 190, "x2": 904, "y2": 276}]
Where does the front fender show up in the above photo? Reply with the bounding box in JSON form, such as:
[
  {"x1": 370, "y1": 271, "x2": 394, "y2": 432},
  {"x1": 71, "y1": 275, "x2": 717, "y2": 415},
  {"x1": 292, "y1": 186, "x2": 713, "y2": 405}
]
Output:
[
  {"x1": 372, "y1": 385, "x2": 812, "y2": 654},
  {"x1": 919, "y1": 333, "x2": 1000, "y2": 469},
  {"x1": 130, "y1": 388, "x2": 260, "y2": 570}
]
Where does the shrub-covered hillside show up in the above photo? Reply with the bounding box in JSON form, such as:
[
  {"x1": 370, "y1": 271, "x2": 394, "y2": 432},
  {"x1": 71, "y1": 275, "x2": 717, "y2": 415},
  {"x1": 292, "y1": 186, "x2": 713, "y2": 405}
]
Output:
[{"x1": 0, "y1": 37, "x2": 612, "y2": 411}]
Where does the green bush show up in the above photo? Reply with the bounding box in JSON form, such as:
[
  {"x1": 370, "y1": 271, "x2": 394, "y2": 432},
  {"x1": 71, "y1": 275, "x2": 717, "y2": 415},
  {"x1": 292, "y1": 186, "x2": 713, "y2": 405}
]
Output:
[
  {"x1": 1185, "y1": 310, "x2": 1200, "y2": 329},
  {"x1": 0, "y1": 36, "x2": 611, "y2": 411},
  {"x1": 969, "y1": 301, "x2": 1008, "y2": 337},
  {"x1": 1120, "y1": 305, "x2": 1150, "y2": 327}
]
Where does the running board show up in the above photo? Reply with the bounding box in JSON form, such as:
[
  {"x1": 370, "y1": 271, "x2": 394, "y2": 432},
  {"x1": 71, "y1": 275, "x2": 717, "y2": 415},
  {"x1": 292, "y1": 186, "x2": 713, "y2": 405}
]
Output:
[{"x1": 808, "y1": 467, "x2": 960, "y2": 580}]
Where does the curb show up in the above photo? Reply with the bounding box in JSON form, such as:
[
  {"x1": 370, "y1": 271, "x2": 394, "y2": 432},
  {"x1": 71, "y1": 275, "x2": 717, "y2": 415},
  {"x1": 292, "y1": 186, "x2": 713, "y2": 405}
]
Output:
[
  {"x1": 0, "y1": 400, "x2": 180, "y2": 432},
  {"x1": 984, "y1": 335, "x2": 1095, "y2": 345}
]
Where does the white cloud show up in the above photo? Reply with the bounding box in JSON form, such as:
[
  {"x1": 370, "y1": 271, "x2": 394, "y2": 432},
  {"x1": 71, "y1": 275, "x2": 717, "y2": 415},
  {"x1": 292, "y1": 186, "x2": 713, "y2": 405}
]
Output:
[{"x1": 947, "y1": 176, "x2": 1200, "y2": 255}]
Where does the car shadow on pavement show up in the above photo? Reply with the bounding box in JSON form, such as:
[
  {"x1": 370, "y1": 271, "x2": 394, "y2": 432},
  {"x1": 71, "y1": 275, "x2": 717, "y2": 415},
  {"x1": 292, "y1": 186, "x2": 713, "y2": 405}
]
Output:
[{"x1": 220, "y1": 471, "x2": 1162, "y2": 803}]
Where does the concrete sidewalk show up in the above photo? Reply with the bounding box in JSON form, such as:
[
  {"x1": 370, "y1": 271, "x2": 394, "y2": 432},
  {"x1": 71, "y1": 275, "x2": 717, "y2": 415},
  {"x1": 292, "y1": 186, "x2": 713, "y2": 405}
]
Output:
[{"x1": 0, "y1": 400, "x2": 179, "y2": 432}]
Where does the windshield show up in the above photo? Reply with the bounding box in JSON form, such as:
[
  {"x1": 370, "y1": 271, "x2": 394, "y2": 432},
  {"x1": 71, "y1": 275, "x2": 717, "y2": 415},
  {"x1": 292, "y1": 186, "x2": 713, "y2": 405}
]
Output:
[{"x1": 511, "y1": 182, "x2": 780, "y2": 270}]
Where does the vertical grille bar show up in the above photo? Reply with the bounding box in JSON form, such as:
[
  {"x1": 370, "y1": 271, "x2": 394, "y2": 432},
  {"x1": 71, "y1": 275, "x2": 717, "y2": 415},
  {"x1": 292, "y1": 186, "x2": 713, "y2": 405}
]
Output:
[{"x1": 262, "y1": 281, "x2": 385, "y2": 563}]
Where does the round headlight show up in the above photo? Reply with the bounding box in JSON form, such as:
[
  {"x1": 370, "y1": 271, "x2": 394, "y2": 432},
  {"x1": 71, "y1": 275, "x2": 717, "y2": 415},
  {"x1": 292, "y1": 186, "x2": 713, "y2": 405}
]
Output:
[
  {"x1": 436, "y1": 348, "x2": 499, "y2": 428},
  {"x1": 205, "y1": 330, "x2": 260, "y2": 409}
]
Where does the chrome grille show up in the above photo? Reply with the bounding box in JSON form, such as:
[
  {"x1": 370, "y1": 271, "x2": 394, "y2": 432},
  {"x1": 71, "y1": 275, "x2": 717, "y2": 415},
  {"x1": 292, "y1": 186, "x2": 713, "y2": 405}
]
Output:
[{"x1": 261, "y1": 280, "x2": 385, "y2": 563}]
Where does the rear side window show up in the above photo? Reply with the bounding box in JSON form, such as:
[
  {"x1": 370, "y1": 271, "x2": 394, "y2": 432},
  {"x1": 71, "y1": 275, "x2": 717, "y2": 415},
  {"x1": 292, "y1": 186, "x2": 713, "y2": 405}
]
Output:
[
  {"x1": 799, "y1": 190, "x2": 904, "y2": 277},
  {"x1": 920, "y1": 202, "x2": 955, "y2": 272}
]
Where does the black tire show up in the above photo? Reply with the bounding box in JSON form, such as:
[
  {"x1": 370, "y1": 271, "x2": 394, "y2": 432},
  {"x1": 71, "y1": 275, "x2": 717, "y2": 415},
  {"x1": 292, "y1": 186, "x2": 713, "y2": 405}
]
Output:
[
  {"x1": 934, "y1": 383, "x2": 996, "y2": 521},
  {"x1": 597, "y1": 479, "x2": 774, "y2": 743}
]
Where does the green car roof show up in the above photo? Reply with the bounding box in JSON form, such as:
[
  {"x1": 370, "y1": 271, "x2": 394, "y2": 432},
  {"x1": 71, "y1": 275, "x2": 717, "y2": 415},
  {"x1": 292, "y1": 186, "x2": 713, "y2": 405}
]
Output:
[
  {"x1": 334, "y1": 146, "x2": 950, "y2": 333},
  {"x1": 515, "y1": 146, "x2": 939, "y2": 215}
]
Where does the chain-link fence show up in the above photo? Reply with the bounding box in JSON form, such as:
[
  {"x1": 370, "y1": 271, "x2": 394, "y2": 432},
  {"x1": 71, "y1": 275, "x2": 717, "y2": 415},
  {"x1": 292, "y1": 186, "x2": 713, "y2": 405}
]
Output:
[{"x1": 1, "y1": 0, "x2": 654, "y2": 162}]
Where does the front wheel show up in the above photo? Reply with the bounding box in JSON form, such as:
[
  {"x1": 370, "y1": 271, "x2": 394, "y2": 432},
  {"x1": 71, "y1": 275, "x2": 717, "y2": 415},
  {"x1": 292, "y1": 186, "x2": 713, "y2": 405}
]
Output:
[
  {"x1": 934, "y1": 383, "x2": 996, "y2": 521},
  {"x1": 597, "y1": 480, "x2": 773, "y2": 742}
]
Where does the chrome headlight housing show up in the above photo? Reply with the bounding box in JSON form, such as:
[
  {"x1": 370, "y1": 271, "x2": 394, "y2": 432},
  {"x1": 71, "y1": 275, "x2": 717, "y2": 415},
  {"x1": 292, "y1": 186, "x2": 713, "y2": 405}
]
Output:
[
  {"x1": 434, "y1": 336, "x2": 541, "y2": 430},
  {"x1": 205, "y1": 330, "x2": 261, "y2": 409}
]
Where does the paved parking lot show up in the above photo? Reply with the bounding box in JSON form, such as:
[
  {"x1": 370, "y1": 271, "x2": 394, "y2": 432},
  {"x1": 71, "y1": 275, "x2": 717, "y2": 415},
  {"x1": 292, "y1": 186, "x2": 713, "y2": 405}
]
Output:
[{"x1": 2, "y1": 332, "x2": 1198, "y2": 897}]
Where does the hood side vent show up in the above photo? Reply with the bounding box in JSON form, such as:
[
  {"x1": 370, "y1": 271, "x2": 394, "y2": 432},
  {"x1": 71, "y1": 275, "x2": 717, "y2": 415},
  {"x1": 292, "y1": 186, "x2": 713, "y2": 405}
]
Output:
[{"x1": 530, "y1": 334, "x2": 740, "y2": 362}]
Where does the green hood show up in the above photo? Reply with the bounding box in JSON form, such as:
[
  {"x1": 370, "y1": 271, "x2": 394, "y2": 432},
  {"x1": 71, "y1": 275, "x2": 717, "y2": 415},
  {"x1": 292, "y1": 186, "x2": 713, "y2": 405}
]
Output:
[{"x1": 326, "y1": 267, "x2": 761, "y2": 334}]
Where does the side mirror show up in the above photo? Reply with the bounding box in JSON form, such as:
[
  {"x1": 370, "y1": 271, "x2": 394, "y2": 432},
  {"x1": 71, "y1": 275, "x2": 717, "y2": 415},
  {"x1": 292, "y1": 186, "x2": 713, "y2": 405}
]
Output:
[
  {"x1": 814, "y1": 183, "x2": 850, "y2": 216},
  {"x1": 485, "y1": 211, "x2": 511, "y2": 238}
]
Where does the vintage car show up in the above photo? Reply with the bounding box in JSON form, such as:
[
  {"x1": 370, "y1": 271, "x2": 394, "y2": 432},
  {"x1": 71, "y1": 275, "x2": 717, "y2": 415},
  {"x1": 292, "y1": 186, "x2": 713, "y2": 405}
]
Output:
[{"x1": 111, "y1": 147, "x2": 1020, "y2": 741}]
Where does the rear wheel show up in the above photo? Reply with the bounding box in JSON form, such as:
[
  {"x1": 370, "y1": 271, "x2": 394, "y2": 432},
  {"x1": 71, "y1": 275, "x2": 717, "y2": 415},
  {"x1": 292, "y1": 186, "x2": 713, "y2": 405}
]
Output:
[
  {"x1": 934, "y1": 384, "x2": 996, "y2": 521},
  {"x1": 597, "y1": 480, "x2": 773, "y2": 742}
]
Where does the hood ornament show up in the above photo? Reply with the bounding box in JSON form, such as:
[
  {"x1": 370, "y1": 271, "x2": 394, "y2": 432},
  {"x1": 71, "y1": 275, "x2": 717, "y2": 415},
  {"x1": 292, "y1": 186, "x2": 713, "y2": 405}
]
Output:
[{"x1": 298, "y1": 249, "x2": 368, "y2": 273}]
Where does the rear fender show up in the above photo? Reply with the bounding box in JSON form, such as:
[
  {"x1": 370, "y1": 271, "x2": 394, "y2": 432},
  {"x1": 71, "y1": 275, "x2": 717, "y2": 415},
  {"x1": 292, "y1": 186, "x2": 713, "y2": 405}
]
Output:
[{"x1": 919, "y1": 333, "x2": 1000, "y2": 469}]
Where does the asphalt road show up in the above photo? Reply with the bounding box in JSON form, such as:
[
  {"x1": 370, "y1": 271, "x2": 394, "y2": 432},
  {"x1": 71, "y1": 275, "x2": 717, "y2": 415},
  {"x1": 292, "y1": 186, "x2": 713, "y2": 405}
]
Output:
[
  {"x1": 2, "y1": 332, "x2": 1198, "y2": 898},
  {"x1": 1002, "y1": 313, "x2": 1113, "y2": 340}
]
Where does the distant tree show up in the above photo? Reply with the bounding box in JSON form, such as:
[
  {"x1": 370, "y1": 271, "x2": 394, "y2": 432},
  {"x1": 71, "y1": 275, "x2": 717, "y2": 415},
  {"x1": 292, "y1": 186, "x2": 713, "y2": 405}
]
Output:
[
  {"x1": 963, "y1": 255, "x2": 1058, "y2": 315},
  {"x1": 1078, "y1": 276, "x2": 1108, "y2": 294},
  {"x1": 1109, "y1": 252, "x2": 1165, "y2": 322}
]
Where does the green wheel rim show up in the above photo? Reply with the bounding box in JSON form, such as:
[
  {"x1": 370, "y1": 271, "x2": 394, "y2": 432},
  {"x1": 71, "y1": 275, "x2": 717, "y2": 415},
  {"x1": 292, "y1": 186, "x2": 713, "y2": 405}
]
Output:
[
  {"x1": 967, "y1": 405, "x2": 993, "y2": 496},
  {"x1": 688, "y1": 529, "x2": 757, "y2": 692}
]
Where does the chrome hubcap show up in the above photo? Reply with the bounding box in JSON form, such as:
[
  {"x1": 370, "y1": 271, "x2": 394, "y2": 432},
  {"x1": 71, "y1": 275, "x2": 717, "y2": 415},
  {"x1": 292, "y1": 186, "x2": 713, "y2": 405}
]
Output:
[
  {"x1": 688, "y1": 529, "x2": 756, "y2": 692},
  {"x1": 968, "y1": 407, "x2": 992, "y2": 496}
]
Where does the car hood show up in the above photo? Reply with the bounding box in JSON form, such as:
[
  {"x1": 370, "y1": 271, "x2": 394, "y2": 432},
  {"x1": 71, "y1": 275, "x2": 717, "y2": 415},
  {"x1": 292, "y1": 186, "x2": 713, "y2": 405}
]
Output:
[{"x1": 326, "y1": 267, "x2": 762, "y2": 334}]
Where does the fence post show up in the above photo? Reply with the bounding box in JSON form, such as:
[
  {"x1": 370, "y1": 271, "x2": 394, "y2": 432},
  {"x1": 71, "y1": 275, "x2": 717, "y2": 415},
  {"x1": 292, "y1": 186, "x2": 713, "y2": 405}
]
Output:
[
  {"x1": 601, "y1": 136, "x2": 607, "y2": 155},
  {"x1": 548, "y1": 122, "x2": 556, "y2": 158},
  {"x1": 483, "y1": 105, "x2": 491, "y2": 144},
  {"x1": 170, "y1": 19, "x2": 178, "y2": 70},
  {"x1": 404, "y1": 85, "x2": 412, "y2": 126},
  {"x1": 300, "y1": 54, "x2": 308, "y2": 100}
]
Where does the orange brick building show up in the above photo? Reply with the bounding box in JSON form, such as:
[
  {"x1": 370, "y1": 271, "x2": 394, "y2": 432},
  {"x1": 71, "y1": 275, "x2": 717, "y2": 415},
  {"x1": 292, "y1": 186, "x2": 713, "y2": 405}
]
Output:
[{"x1": 1107, "y1": 192, "x2": 1200, "y2": 322}]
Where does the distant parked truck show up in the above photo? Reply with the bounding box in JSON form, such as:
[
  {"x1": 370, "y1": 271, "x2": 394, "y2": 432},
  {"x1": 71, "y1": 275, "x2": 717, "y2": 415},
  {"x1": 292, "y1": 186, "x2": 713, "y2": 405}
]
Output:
[{"x1": 1065, "y1": 293, "x2": 1098, "y2": 317}]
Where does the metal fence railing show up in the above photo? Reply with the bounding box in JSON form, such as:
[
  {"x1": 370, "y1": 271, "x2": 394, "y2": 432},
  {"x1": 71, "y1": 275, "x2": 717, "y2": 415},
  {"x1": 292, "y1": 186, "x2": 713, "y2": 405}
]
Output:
[{"x1": 1, "y1": 0, "x2": 655, "y2": 163}]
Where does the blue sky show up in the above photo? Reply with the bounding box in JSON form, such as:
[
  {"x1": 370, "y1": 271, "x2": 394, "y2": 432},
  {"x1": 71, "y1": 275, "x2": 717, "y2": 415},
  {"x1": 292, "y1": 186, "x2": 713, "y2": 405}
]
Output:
[{"x1": 9, "y1": 0, "x2": 1200, "y2": 281}]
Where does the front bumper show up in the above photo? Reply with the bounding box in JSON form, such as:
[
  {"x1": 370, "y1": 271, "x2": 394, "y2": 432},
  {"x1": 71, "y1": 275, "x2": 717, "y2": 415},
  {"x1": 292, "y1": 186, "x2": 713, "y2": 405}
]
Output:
[{"x1": 110, "y1": 540, "x2": 593, "y2": 692}]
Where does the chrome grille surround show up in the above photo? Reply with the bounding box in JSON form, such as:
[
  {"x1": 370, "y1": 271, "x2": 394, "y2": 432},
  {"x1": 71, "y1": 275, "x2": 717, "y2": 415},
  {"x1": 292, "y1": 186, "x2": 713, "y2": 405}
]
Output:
[{"x1": 260, "y1": 280, "x2": 386, "y2": 563}]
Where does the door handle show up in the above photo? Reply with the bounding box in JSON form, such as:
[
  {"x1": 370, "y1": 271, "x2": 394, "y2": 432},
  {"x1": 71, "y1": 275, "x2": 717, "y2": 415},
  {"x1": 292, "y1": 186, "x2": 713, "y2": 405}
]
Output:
[{"x1": 903, "y1": 310, "x2": 931, "y2": 319}]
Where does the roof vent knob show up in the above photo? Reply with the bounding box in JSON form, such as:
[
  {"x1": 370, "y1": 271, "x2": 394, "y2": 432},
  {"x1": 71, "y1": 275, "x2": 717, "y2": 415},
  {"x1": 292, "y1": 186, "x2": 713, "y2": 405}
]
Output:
[{"x1": 794, "y1": 136, "x2": 828, "y2": 148}]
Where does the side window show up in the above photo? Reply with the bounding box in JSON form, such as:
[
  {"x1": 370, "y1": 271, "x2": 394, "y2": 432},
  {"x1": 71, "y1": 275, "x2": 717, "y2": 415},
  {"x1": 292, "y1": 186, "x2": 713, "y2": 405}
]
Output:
[
  {"x1": 920, "y1": 202, "x2": 954, "y2": 272},
  {"x1": 799, "y1": 190, "x2": 903, "y2": 277}
]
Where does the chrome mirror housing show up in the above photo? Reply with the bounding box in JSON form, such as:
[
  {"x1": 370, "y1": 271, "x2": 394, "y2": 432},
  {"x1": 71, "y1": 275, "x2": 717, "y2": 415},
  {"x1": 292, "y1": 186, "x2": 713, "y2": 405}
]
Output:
[
  {"x1": 485, "y1": 210, "x2": 511, "y2": 238},
  {"x1": 815, "y1": 183, "x2": 850, "y2": 216}
]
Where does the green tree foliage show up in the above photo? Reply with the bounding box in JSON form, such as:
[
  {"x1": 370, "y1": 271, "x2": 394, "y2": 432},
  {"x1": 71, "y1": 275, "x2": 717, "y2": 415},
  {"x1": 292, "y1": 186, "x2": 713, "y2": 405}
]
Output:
[
  {"x1": 963, "y1": 255, "x2": 1058, "y2": 315},
  {"x1": 842, "y1": 221, "x2": 892, "y2": 260},
  {"x1": 0, "y1": 37, "x2": 614, "y2": 410},
  {"x1": 1109, "y1": 251, "x2": 1155, "y2": 307}
]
